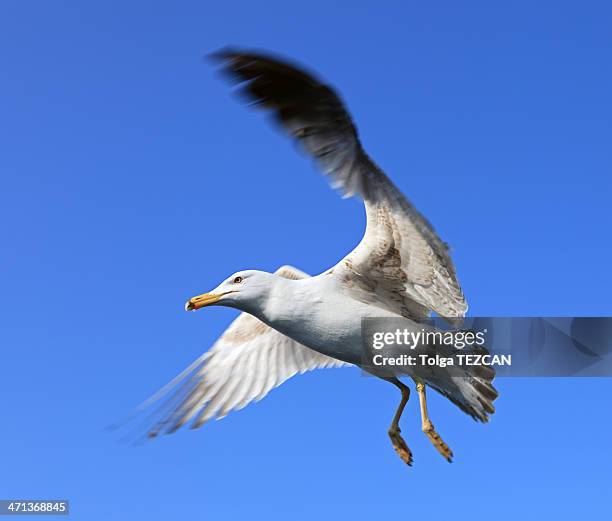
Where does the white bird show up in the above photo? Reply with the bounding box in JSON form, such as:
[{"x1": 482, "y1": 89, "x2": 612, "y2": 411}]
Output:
[{"x1": 139, "y1": 49, "x2": 497, "y2": 465}]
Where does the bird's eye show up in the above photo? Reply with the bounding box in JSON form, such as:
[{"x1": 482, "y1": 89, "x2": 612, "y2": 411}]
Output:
[{"x1": 233, "y1": 276, "x2": 243, "y2": 284}]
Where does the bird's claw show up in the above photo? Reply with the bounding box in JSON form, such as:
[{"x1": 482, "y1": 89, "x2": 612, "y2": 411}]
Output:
[
  {"x1": 388, "y1": 427, "x2": 413, "y2": 466},
  {"x1": 423, "y1": 422, "x2": 453, "y2": 462}
]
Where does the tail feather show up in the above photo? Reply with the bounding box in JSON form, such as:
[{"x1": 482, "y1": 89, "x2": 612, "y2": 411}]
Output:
[
  {"x1": 428, "y1": 376, "x2": 498, "y2": 422},
  {"x1": 425, "y1": 352, "x2": 499, "y2": 423}
]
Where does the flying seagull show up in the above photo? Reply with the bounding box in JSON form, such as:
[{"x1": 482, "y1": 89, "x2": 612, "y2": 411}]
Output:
[{"x1": 136, "y1": 49, "x2": 498, "y2": 465}]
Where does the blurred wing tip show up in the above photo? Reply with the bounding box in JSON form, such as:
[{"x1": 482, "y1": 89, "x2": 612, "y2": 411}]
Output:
[{"x1": 207, "y1": 46, "x2": 241, "y2": 62}]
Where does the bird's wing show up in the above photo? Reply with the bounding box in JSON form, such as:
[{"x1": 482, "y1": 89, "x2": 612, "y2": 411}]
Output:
[
  {"x1": 140, "y1": 265, "x2": 350, "y2": 438},
  {"x1": 212, "y1": 49, "x2": 467, "y2": 323}
]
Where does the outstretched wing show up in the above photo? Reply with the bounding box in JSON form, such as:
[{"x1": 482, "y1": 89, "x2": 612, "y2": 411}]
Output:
[
  {"x1": 139, "y1": 266, "x2": 349, "y2": 438},
  {"x1": 212, "y1": 49, "x2": 467, "y2": 323}
]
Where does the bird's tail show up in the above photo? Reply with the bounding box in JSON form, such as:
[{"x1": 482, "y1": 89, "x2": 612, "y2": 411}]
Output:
[{"x1": 424, "y1": 345, "x2": 499, "y2": 422}]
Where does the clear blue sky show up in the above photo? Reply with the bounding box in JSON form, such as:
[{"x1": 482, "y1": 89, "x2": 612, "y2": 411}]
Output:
[{"x1": 1, "y1": 1, "x2": 611, "y2": 519}]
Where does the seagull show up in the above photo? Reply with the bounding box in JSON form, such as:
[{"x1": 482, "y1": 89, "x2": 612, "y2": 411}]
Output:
[{"x1": 138, "y1": 49, "x2": 498, "y2": 466}]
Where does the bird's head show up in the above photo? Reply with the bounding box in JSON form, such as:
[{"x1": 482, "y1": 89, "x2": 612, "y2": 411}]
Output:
[{"x1": 185, "y1": 270, "x2": 274, "y2": 313}]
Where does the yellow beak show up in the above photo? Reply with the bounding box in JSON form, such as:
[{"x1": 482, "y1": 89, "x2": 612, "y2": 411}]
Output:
[{"x1": 185, "y1": 292, "x2": 224, "y2": 311}]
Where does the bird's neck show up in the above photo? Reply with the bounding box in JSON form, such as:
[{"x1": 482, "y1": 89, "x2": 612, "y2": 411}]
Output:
[{"x1": 242, "y1": 276, "x2": 311, "y2": 333}]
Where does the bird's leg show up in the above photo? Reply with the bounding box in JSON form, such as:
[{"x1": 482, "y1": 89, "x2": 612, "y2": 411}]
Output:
[
  {"x1": 384, "y1": 377, "x2": 413, "y2": 466},
  {"x1": 413, "y1": 379, "x2": 453, "y2": 462}
]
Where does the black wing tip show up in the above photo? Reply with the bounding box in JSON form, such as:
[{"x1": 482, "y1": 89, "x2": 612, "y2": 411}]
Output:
[
  {"x1": 206, "y1": 46, "x2": 241, "y2": 63},
  {"x1": 207, "y1": 46, "x2": 322, "y2": 86},
  {"x1": 206, "y1": 46, "x2": 275, "y2": 67},
  {"x1": 207, "y1": 46, "x2": 300, "y2": 62}
]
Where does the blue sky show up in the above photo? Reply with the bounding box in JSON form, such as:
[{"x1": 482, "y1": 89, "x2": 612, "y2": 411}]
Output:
[{"x1": 1, "y1": 1, "x2": 611, "y2": 519}]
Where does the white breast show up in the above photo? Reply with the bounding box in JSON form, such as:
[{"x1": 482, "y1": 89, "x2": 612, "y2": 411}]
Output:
[{"x1": 261, "y1": 274, "x2": 402, "y2": 365}]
